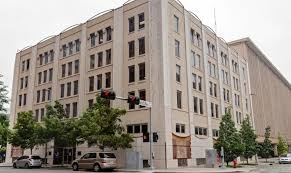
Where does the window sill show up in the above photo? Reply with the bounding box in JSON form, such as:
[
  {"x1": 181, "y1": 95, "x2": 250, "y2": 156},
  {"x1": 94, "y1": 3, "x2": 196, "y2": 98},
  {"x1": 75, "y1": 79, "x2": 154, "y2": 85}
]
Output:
[
  {"x1": 59, "y1": 73, "x2": 80, "y2": 80},
  {"x1": 58, "y1": 95, "x2": 78, "y2": 100},
  {"x1": 137, "y1": 80, "x2": 146, "y2": 84},
  {"x1": 173, "y1": 132, "x2": 188, "y2": 137},
  {"x1": 88, "y1": 40, "x2": 113, "y2": 50},
  {"x1": 37, "y1": 61, "x2": 54, "y2": 68},
  {"x1": 194, "y1": 135, "x2": 208, "y2": 139},
  {"x1": 87, "y1": 64, "x2": 112, "y2": 72},
  {"x1": 61, "y1": 51, "x2": 80, "y2": 59},
  {"x1": 35, "y1": 81, "x2": 53, "y2": 87},
  {"x1": 35, "y1": 100, "x2": 53, "y2": 106}
]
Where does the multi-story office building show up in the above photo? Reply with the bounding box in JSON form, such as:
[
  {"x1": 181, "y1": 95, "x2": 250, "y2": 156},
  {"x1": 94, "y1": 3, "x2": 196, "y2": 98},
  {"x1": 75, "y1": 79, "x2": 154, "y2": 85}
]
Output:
[
  {"x1": 7, "y1": 0, "x2": 256, "y2": 168},
  {"x1": 230, "y1": 38, "x2": 291, "y2": 153}
]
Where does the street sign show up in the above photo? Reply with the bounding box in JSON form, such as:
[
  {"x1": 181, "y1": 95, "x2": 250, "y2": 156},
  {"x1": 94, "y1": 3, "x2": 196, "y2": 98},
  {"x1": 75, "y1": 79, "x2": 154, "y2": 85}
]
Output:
[{"x1": 139, "y1": 100, "x2": 152, "y2": 108}]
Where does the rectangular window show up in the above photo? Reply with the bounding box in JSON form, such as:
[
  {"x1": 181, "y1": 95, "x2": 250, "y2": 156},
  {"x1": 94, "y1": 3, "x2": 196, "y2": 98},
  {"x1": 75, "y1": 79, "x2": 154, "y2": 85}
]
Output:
[
  {"x1": 68, "y1": 42, "x2": 73, "y2": 55},
  {"x1": 89, "y1": 76, "x2": 94, "y2": 92},
  {"x1": 106, "y1": 27, "x2": 112, "y2": 41},
  {"x1": 75, "y1": 39, "x2": 80, "y2": 52},
  {"x1": 62, "y1": 64, "x2": 66, "y2": 78},
  {"x1": 75, "y1": 60, "x2": 79, "y2": 74},
  {"x1": 215, "y1": 104, "x2": 219, "y2": 118},
  {"x1": 22, "y1": 61, "x2": 25, "y2": 72},
  {"x1": 128, "y1": 91, "x2": 135, "y2": 109},
  {"x1": 211, "y1": 102, "x2": 214, "y2": 117},
  {"x1": 42, "y1": 89, "x2": 46, "y2": 102},
  {"x1": 139, "y1": 63, "x2": 145, "y2": 81},
  {"x1": 38, "y1": 72, "x2": 42, "y2": 85},
  {"x1": 139, "y1": 13, "x2": 145, "y2": 29},
  {"x1": 128, "y1": 16, "x2": 135, "y2": 32},
  {"x1": 139, "y1": 37, "x2": 145, "y2": 55},
  {"x1": 209, "y1": 81, "x2": 213, "y2": 96},
  {"x1": 97, "y1": 74, "x2": 102, "y2": 90},
  {"x1": 68, "y1": 62, "x2": 72, "y2": 76},
  {"x1": 62, "y1": 45, "x2": 67, "y2": 57},
  {"x1": 208, "y1": 61, "x2": 211, "y2": 76},
  {"x1": 128, "y1": 41, "x2": 135, "y2": 58},
  {"x1": 190, "y1": 29, "x2": 195, "y2": 43},
  {"x1": 213, "y1": 129, "x2": 219, "y2": 137},
  {"x1": 73, "y1": 102, "x2": 78, "y2": 117},
  {"x1": 214, "y1": 83, "x2": 217, "y2": 97},
  {"x1": 43, "y1": 70, "x2": 47, "y2": 83},
  {"x1": 44, "y1": 52, "x2": 49, "y2": 64},
  {"x1": 60, "y1": 84, "x2": 65, "y2": 98},
  {"x1": 20, "y1": 78, "x2": 24, "y2": 89},
  {"x1": 35, "y1": 109, "x2": 39, "y2": 122},
  {"x1": 198, "y1": 76, "x2": 202, "y2": 91},
  {"x1": 90, "y1": 33, "x2": 96, "y2": 47},
  {"x1": 73, "y1": 80, "x2": 78, "y2": 95},
  {"x1": 142, "y1": 124, "x2": 148, "y2": 133},
  {"x1": 98, "y1": 52, "x2": 103, "y2": 67},
  {"x1": 127, "y1": 125, "x2": 133, "y2": 133},
  {"x1": 39, "y1": 54, "x2": 43, "y2": 66},
  {"x1": 199, "y1": 99, "x2": 203, "y2": 114},
  {"x1": 40, "y1": 108, "x2": 45, "y2": 121},
  {"x1": 25, "y1": 76, "x2": 28, "y2": 88},
  {"x1": 134, "y1": 125, "x2": 140, "y2": 133},
  {"x1": 176, "y1": 124, "x2": 185, "y2": 133},
  {"x1": 26, "y1": 59, "x2": 30, "y2": 70},
  {"x1": 128, "y1": 65, "x2": 135, "y2": 83},
  {"x1": 49, "y1": 68, "x2": 53, "y2": 82},
  {"x1": 174, "y1": 15, "x2": 179, "y2": 32},
  {"x1": 37, "y1": 90, "x2": 40, "y2": 103},
  {"x1": 139, "y1": 90, "x2": 146, "y2": 108},
  {"x1": 50, "y1": 50, "x2": 54, "y2": 62},
  {"x1": 23, "y1": 94, "x2": 27, "y2": 106},
  {"x1": 47, "y1": 88, "x2": 51, "y2": 101},
  {"x1": 65, "y1": 104, "x2": 70, "y2": 118},
  {"x1": 197, "y1": 54, "x2": 201, "y2": 69},
  {"x1": 98, "y1": 30, "x2": 103, "y2": 44},
  {"x1": 88, "y1": 99, "x2": 94, "y2": 108},
  {"x1": 194, "y1": 97, "x2": 198, "y2": 113},
  {"x1": 177, "y1": 90, "x2": 182, "y2": 109},
  {"x1": 105, "y1": 72, "x2": 111, "y2": 88},
  {"x1": 192, "y1": 73, "x2": 197, "y2": 89},
  {"x1": 176, "y1": 65, "x2": 181, "y2": 82},
  {"x1": 191, "y1": 51, "x2": 195, "y2": 67},
  {"x1": 106, "y1": 49, "x2": 111, "y2": 65},
  {"x1": 175, "y1": 40, "x2": 180, "y2": 57},
  {"x1": 90, "y1": 54, "x2": 95, "y2": 69}
]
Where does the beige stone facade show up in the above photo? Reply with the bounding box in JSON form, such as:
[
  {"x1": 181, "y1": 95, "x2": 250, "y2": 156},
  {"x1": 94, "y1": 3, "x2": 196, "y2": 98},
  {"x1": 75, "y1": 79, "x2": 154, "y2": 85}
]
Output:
[
  {"x1": 7, "y1": 0, "x2": 275, "y2": 169},
  {"x1": 230, "y1": 38, "x2": 291, "y2": 148}
]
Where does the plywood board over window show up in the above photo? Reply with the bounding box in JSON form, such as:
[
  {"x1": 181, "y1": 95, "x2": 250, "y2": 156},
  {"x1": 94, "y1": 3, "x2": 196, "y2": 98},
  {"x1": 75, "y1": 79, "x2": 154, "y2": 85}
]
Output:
[{"x1": 172, "y1": 134, "x2": 191, "y2": 159}]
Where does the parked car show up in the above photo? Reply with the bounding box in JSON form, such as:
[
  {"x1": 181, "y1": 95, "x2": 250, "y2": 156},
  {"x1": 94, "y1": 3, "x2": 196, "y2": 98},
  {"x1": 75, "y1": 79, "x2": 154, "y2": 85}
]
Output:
[
  {"x1": 13, "y1": 155, "x2": 42, "y2": 168},
  {"x1": 279, "y1": 153, "x2": 291, "y2": 164},
  {"x1": 72, "y1": 152, "x2": 117, "y2": 172}
]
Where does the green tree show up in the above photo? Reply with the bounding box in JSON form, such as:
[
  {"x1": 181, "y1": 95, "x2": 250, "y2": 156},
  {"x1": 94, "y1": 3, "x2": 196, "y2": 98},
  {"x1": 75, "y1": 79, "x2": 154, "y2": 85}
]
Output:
[
  {"x1": 258, "y1": 126, "x2": 273, "y2": 162},
  {"x1": 277, "y1": 134, "x2": 288, "y2": 156},
  {"x1": 8, "y1": 111, "x2": 42, "y2": 154},
  {"x1": 214, "y1": 110, "x2": 245, "y2": 166},
  {"x1": 240, "y1": 115, "x2": 258, "y2": 164},
  {"x1": 0, "y1": 75, "x2": 9, "y2": 113},
  {"x1": 79, "y1": 96, "x2": 134, "y2": 150}
]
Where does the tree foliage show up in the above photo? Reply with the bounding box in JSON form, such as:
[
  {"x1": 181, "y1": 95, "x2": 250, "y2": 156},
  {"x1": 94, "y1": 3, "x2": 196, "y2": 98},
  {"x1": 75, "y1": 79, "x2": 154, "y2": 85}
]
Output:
[
  {"x1": 258, "y1": 126, "x2": 273, "y2": 161},
  {"x1": 8, "y1": 111, "x2": 42, "y2": 154},
  {"x1": 277, "y1": 134, "x2": 288, "y2": 156},
  {"x1": 214, "y1": 110, "x2": 245, "y2": 165},
  {"x1": 0, "y1": 75, "x2": 8, "y2": 113},
  {"x1": 79, "y1": 96, "x2": 134, "y2": 150},
  {"x1": 240, "y1": 115, "x2": 258, "y2": 164}
]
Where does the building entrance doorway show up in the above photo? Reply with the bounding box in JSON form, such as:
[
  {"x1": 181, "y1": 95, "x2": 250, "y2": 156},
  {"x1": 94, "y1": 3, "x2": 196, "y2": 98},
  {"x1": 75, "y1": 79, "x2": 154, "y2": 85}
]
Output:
[{"x1": 53, "y1": 147, "x2": 76, "y2": 165}]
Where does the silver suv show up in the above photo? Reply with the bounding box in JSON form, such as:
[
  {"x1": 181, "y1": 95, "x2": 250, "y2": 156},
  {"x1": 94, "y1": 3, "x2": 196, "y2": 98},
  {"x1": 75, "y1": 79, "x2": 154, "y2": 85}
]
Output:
[
  {"x1": 13, "y1": 155, "x2": 42, "y2": 168},
  {"x1": 72, "y1": 152, "x2": 117, "y2": 172}
]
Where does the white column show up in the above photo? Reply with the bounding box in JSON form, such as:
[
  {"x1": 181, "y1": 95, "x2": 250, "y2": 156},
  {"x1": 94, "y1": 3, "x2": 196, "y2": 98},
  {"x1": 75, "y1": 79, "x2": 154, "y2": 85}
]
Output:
[
  {"x1": 52, "y1": 35, "x2": 60, "y2": 101},
  {"x1": 27, "y1": 46, "x2": 37, "y2": 110}
]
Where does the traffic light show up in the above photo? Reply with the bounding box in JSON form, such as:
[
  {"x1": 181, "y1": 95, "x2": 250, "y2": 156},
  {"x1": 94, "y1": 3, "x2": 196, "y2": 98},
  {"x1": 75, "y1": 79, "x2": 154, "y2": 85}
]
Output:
[
  {"x1": 153, "y1": 132, "x2": 159, "y2": 142},
  {"x1": 100, "y1": 89, "x2": 116, "y2": 100},
  {"x1": 143, "y1": 133, "x2": 149, "y2": 142},
  {"x1": 127, "y1": 95, "x2": 140, "y2": 105}
]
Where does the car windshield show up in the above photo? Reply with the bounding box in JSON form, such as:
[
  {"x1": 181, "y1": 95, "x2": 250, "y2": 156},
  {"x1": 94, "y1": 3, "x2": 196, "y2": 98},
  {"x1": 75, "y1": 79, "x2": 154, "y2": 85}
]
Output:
[
  {"x1": 31, "y1": 156, "x2": 41, "y2": 159},
  {"x1": 99, "y1": 153, "x2": 116, "y2": 158}
]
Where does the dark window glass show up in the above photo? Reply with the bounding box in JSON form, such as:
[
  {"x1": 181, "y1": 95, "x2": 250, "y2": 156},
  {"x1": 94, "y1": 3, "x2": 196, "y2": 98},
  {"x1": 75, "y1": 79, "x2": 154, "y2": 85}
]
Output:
[
  {"x1": 65, "y1": 104, "x2": 70, "y2": 118},
  {"x1": 90, "y1": 54, "x2": 95, "y2": 69},
  {"x1": 127, "y1": 125, "x2": 133, "y2": 133},
  {"x1": 68, "y1": 42, "x2": 73, "y2": 55},
  {"x1": 40, "y1": 108, "x2": 45, "y2": 121},
  {"x1": 97, "y1": 74, "x2": 102, "y2": 90},
  {"x1": 176, "y1": 65, "x2": 181, "y2": 82},
  {"x1": 134, "y1": 125, "x2": 141, "y2": 133},
  {"x1": 176, "y1": 124, "x2": 180, "y2": 133},
  {"x1": 62, "y1": 45, "x2": 67, "y2": 57},
  {"x1": 37, "y1": 90, "x2": 40, "y2": 103},
  {"x1": 23, "y1": 94, "x2": 26, "y2": 106},
  {"x1": 105, "y1": 72, "x2": 111, "y2": 88},
  {"x1": 177, "y1": 90, "x2": 182, "y2": 109},
  {"x1": 73, "y1": 102, "x2": 78, "y2": 117},
  {"x1": 128, "y1": 65, "x2": 135, "y2": 83},
  {"x1": 98, "y1": 30, "x2": 103, "y2": 44},
  {"x1": 99, "y1": 153, "x2": 116, "y2": 158},
  {"x1": 75, "y1": 39, "x2": 81, "y2": 52},
  {"x1": 75, "y1": 60, "x2": 79, "y2": 74},
  {"x1": 26, "y1": 59, "x2": 30, "y2": 70},
  {"x1": 106, "y1": 49, "x2": 111, "y2": 65},
  {"x1": 139, "y1": 63, "x2": 145, "y2": 81},
  {"x1": 62, "y1": 64, "x2": 66, "y2": 78},
  {"x1": 49, "y1": 68, "x2": 53, "y2": 82},
  {"x1": 194, "y1": 97, "x2": 198, "y2": 113},
  {"x1": 47, "y1": 88, "x2": 51, "y2": 101},
  {"x1": 139, "y1": 37, "x2": 145, "y2": 55},
  {"x1": 35, "y1": 109, "x2": 39, "y2": 122},
  {"x1": 128, "y1": 91, "x2": 135, "y2": 109},
  {"x1": 199, "y1": 99, "x2": 203, "y2": 114},
  {"x1": 106, "y1": 27, "x2": 112, "y2": 41},
  {"x1": 43, "y1": 70, "x2": 47, "y2": 83},
  {"x1": 67, "y1": 82, "x2": 71, "y2": 97},
  {"x1": 38, "y1": 72, "x2": 42, "y2": 84},
  {"x1": 98, "y1": 52, "x2": 103, "y2": 67},
  {"x1": 139, "y1": 90, "x2": 146, "y2": 108},
  {"x1": 128, "y1": 17, "x2": 135, "y2": 32},
  {"x1": 142, "y1": 124, "x2": 148, "y2": 133},
  {"x1": 90, "y1": 33, "x2": 96, "y2": 47},
  {"x1": 42, "y1": 89, "x2": 46, "y2": 102},
  {"x1": 138, "y1": 13, "x2": 145, "y2": 29},
  {"x1": 68, "y1": 62, "x2": 72, "y2": 76},
  {"x1": 88, "y1": 99, "x2": 94, "y2": 108},
  {"x1": 128, "y1": 41, "x2": 135, "y2": 58},
  {"x1": 39, "y1": 54, "x2": 43, "y2": 65},
  {"x1": 44, "y1": 52, "x2": 49, "y2": 64},
  {"x1": 89, "y1": 76, "x2": 94, "y2": 92},
  {"x1": 60, "y1": 84, "x2": 65, "y2": 98},
  {"x1": 50, "y1": 50, "x2": 54, "y2": 62},
  {"x1": 73, "y1": 80, "x2": 78, "y2": 95},
  {"x1": 20, "y1": 78, "x2": 24, "y2": 89}
]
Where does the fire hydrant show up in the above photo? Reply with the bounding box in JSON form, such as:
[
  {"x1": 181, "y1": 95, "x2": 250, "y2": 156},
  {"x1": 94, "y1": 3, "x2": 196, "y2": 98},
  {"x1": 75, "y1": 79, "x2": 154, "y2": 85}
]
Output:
[{"x1": 233, "y1": 159, "x2": 237, "y2": 168}]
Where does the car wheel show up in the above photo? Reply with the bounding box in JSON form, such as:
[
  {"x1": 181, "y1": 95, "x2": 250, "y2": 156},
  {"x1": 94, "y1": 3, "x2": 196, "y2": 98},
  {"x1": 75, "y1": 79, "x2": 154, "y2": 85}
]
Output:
[
  {"x1": 24, "y1": 163, "x2": 30, "y2": 169},
  {"x1": 72, "y1": 163, "x2": 79, "y2": 171},
  {"x1": 93, "y1": 164, "x2": 101, "y2": 172},
  {"x1": 13, "y1": 163, "x2": 17, "y2": 168}
]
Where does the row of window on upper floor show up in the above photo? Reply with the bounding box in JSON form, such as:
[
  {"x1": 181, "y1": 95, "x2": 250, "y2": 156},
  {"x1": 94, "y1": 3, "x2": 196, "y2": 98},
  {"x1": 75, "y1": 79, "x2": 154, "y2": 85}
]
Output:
[
  {"x1": 36, "y1": 87, "x2": 52, "y2": 103},
  {"x1": 88, "y1": 72, "x2": 111, "y2": 92},
  {"x1": 38, "y1": 68, "x2": 53, "y2": 85},
  {"x1": 20, "y1": 76, "x2": 29, "y2": 89},
  {"x1": 21, "y1": 59, "x2": 30, "y2": 72},
  {"x1": 38, "y1": 50, "x2": 54, "y2": 66},
  {"x1": 61, "y1": 39, "x2": 81, "y2": 58},
  {"x1": 89, "y1": 27, "x2": 112, "y2": 48},
  {"x1": 60, "y1": 80, "x2": 79, "y2": 98},
  {"x1": 89, "y1": 49, "x2": 111, "y2": 69},
  {"x1": 61, "y1": 60, "x2": 79, "y2": 78}
]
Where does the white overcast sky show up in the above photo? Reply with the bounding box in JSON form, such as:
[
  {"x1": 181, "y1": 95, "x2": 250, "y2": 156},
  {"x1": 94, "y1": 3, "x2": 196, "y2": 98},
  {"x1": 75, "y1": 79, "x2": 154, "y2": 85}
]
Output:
[{"x1": 0, "y1": 0, "x2": 290, "y2": 94}]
